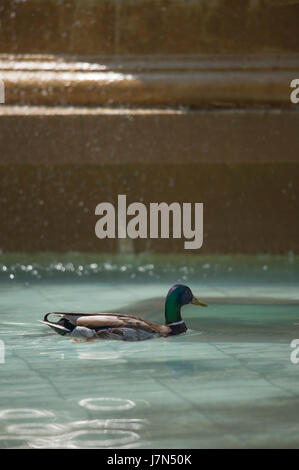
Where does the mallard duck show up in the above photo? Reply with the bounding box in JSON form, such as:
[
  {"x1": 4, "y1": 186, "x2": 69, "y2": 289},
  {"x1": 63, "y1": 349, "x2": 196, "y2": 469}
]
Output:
[{"x1": 40, "y1": 284, "x2": 208, "y2": 341}]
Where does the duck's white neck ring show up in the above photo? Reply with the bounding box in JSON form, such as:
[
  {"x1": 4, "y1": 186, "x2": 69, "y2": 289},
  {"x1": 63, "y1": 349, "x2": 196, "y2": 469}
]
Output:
[{"x1": 167, "y1": 320, "x2": 184, "y2": 326}]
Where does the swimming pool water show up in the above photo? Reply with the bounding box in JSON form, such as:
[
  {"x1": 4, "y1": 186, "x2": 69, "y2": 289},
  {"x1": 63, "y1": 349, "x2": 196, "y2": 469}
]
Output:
[{"x1": 0, "y1": 254, "x2": 298, "y2": 448}]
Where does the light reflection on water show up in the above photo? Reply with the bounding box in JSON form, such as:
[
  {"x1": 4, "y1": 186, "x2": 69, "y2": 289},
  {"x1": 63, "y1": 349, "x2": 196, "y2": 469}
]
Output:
[
  {"x1": 0, "y1": 253, "x2": 298, "y2": 285},
  {"x1": 78, "y1": 397, "x2": 136, "y2": 411},
  {"x1": 1, "y1": 413, "x2": 146, "y2": 449},
  {"x1": 0, "y1": 408, "x2": 55, "y2": 420}
]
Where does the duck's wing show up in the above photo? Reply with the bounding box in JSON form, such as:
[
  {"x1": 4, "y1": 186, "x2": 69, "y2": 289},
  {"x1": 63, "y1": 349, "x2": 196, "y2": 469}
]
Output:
[{"x1": 76, "y1": 313, "x2": 170, "y2": 335}]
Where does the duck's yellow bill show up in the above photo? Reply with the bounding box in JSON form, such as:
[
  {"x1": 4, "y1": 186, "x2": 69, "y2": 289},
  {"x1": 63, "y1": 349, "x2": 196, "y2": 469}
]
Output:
[{"x1": 191, "y1": 297, "x2": 208, "y2": 307}]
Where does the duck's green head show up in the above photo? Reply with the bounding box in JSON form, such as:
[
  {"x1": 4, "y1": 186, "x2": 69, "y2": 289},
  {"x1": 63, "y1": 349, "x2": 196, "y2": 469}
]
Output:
[{"x1": 165, "y1": 284, "x2": 208, "y2": 325}]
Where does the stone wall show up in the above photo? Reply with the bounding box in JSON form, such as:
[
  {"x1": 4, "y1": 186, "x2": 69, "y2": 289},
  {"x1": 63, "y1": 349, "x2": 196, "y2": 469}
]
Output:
[
  {"x1": 0, "y1": 0, "x2": 298, "y2": 253},
  {"x1": 1, "y1": 0, "x2": 299, "y2": 55}
]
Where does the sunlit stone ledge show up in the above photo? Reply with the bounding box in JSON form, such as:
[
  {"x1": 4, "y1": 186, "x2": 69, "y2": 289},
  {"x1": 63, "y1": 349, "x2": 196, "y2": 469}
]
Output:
[{"x1": 0, "y1": 54, "x2": 298, "y2": 108}]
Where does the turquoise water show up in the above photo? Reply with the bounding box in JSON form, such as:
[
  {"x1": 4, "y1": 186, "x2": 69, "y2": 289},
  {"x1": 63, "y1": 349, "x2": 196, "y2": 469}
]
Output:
[{"x1": 0, "y1": 254, "x2": 299, "y2": 448}]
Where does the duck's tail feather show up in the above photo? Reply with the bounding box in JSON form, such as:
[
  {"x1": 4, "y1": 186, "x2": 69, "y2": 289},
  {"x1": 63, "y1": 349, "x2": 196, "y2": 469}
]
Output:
[
  {"x1": 39, "y1": 320, "x2": 71, "y2": 336},
  {"x1": 40, "y1": 312, "x2": 76, "y2": 336}
]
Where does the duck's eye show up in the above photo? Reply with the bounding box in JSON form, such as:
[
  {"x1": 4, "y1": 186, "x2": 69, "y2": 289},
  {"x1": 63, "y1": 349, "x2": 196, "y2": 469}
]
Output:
[{"x1": 182, "y1": 289, "x2": 191, "y2": 303}]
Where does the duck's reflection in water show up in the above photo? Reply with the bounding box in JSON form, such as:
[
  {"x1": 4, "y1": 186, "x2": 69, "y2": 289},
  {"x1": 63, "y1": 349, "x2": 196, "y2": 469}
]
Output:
[{"x1": 76, "y1": 344, "x2": 153, "y2": 362}]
